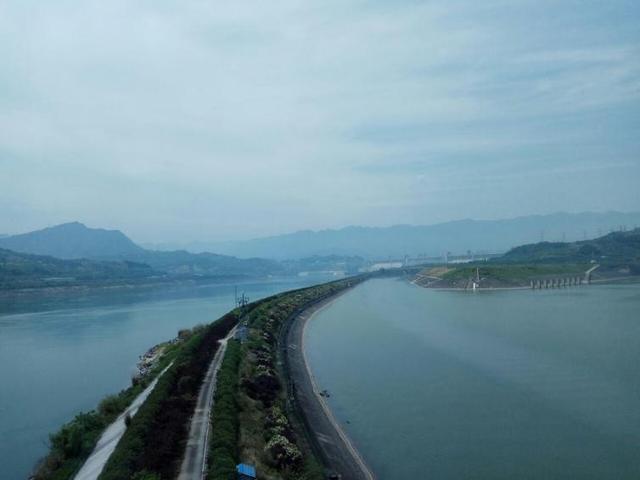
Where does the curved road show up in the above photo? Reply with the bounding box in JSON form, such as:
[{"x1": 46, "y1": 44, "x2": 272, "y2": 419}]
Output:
[
  {"x1": 73, "y1": 362, "x2": 174, "y2": 480},
  {"x1": 177, "y1": 327, "x2": 236, "y2": 480},
  {"x1": 286, "y1": 296, "x2": 375, "y2": 480}
]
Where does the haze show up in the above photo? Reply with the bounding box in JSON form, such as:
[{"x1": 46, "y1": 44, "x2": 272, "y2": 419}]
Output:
[{"x1": 1, "y1": 0, "x2": 639, "y2": 243}]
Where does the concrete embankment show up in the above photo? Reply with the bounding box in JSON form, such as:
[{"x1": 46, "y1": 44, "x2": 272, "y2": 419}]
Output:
[{"x1": 282, "y1": 289, "x2": 375, "y2": 480}]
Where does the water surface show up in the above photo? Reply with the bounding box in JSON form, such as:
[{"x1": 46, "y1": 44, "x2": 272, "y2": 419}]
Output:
[
  {"x1": 306, "y1": 279, "x2": 640, "y2": 479},
  {"x1": 0, "y1": 275, "x2": 335, "y2": 480}
]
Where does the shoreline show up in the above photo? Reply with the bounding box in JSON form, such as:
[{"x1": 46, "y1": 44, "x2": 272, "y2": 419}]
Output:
[
  {"x1": 286, "y1": 287, "x2": 375, "y2": 480},
  {"x1": 301, "y1": 296, "x2": 376, "y2": 480},
  {"x1": 410, "y1": 279, "x2": 532, "y2": 291},
  {"x1": 411, "y1": 276, "x2": 640, "y2": 291}
]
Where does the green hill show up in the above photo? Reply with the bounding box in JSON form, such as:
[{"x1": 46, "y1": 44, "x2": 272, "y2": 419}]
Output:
[
  {"x1": 500, "y1": 229, "x2": 640, "y2": 264},
  {"x1": 0, "y1": 248, "x2": 157, "y2": 290},
  {"x1": 0, "y1": 222, "x2": 144, "y2": 259}
]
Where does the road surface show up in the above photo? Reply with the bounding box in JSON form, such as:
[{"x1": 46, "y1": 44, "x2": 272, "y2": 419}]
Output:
[
  {"x1": 286, "y1": 296, "x2": 375, "y2": 480},
  {"x1": 73, "y1": 362, "x2": 174, "y2": 480},
  {"x1": 177, "y1": 327, "x2": 236, "y2": 480}
]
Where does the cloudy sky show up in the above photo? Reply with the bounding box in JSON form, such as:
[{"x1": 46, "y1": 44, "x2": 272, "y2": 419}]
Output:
[{"x1": 1, "y1": 0, "x2": 639, "y2": 242}]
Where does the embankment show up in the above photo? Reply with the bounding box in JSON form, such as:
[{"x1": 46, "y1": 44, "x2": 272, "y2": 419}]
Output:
[{"x1": 282, "y1": 290, "x2": 375, "y2": 480}]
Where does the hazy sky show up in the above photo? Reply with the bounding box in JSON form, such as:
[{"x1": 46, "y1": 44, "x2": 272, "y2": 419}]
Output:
[{"x1": 1, "y1": 0, "x2": 639, "y2": 242}]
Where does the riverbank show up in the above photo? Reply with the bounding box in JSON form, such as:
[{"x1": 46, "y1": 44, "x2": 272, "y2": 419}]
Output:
[
  {"x1": 414, "y1": 264, "x2": 590, "y2": 290},
  {"x1": 0, "y1": 274, "x2": 270, "y2": 299},
  {"x1": 284, "y1": 287, "x2": 375, "y2": 480}
]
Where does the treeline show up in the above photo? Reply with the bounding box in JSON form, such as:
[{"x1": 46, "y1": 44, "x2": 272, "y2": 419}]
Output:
[
  {"x1": 207, "y1": 339, "x2": 241, "y2": 480},
  {"x1": 100, "y1": 311, "x2": 238, "y2": 480},
  {"x1": 32, "y1": 349, "x2": 178, "y2": 480},
  {"x1": 0, "y1": 248, "x2": 157, "y2": 290}
]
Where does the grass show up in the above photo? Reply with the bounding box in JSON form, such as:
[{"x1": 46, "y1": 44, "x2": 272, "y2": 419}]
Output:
[
  {"x1": 415, "y1": 263, "x2": 591, "y2": 288},
  {"x1": 207, "y1": 339, "x2": 242, "y2": 480}
]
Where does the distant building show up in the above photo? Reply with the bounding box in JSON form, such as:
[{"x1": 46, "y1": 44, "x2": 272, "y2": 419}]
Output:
[{"x1": 237, "y1": 463, "x2": 257, "y2": 480}]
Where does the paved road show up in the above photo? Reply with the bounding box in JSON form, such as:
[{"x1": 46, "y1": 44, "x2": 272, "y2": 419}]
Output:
[
  {"x1": 73, "y1": 362, "x2": 174, "y2": 480},
  {"x1": 286, "y1": 297, "x2": 375, "y2": 480},
  {"x1": 177, "y1": 327, "x2": 236, "y2": 480}
]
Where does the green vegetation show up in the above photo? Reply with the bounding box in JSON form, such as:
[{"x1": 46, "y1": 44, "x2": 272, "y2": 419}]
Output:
[
  {"x1": 416, "y1": 263, "x2": 589, "y2": 288},
  {"x1": 230, "y1": 279, "x2": 357, "y2": 480},
  {"x1": 416, "y1": 230, "x2": 640, "y2": 288},
  {"x1": 32, "y1": 342, "x2": 181, "y2": 480},
  {"x1": 207, "y1": 340, "x2": 242, "y2": 480},
  {"x1": 100, "y1": 312, "x2": 238, "y2": 480},
  {"x1": 500, "y1": 228, "x2": 640, "y2": 265},
  {"x1": 0, "y1": 248, "x2": 156, "y2": 290},
  {"x1": 445, "y1": 264, "x2": 586, "y2": 287},
  {"x1": 35, "y1": 277, "x2": 363, "y2": 480}
]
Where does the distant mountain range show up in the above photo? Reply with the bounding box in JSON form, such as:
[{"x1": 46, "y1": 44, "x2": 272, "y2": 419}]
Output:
[
  {"x1": 0, "y1": 222, "x2": 283, "y2": 278},
  {"x1": 0, "y1": 223, "x2": 365, "y2": 288},
  {"x1": 155, "y1": 211, "x2": 640, "y2": 260}
]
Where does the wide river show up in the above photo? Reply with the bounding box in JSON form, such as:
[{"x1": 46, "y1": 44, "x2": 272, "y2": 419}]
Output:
[
  {"x1": 0, "y1": 275, "x2": 337, "y2": 480},
  {"x1": 306, "y1": 278, "x2": 640, "y2": 479}
]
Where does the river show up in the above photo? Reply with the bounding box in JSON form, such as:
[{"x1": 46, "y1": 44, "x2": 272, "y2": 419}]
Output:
[
  {"x1": 0, "y1": 275, "x2": 337, "y2": 480},
  {"x1": 305, "y1": 278, "x2": 640, "y2": 479}
]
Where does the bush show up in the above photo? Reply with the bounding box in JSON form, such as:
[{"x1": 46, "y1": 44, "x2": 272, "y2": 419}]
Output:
[{"x1": 101, "y1": 312, "x2": 239, "y2": 480}]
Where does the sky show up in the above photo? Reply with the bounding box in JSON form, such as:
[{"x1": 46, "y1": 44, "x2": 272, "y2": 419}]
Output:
[{"x1": 1, "y1": 0, "x2": 639, "y2": 243}]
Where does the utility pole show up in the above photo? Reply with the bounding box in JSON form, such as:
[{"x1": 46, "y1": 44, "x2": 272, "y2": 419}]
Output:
[{"x1": 235, "y1": 286, "x2": 249, "y2": 313}]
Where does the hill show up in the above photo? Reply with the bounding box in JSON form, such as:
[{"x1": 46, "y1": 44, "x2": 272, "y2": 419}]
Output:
[
  {"x1": 499, "y1": 228, "x2": 640, "y2": 264},
  {"x1": 415, "y1": 229, "x2": 640, "y2": 289},
  {"x1": 186, "y1": 211, "x2": 640, "y2": 259},
  {"x1": 122, "y1": 250, "x2": 282, "y2": 277},
  {"x1": 0, "y1": 248, "x2": 157, "y2": 290},
  {"x1": 0, "y1": 222, "x2": 144, "y2": 259},
  {"x1": 0, "y1": 223, "x2": 283, "y2": 279}
]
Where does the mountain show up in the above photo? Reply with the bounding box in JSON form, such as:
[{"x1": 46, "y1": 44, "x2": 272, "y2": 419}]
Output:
[
  {"x1": 0, "y1": 248, "x2": 156, "y2": 290},
  {"x1": 0, "y1": 222, "x2": 144, "y2": 259},
  {"x1": 499, "y1": 228, "x2": 640, "y2": 265},
  {"x1": 0, "y1": 222, "x2": 283, "y2": 279},
  {"x1": 189, "y1": 211, "x2": 640, "y2": 260}
]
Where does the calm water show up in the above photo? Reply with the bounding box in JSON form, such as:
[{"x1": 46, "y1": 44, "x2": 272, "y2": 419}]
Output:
[
  {"x1": 0, "y1": 275, "x2": 336, "y2": 480},
  {"x1": 306, "y1": 278, "x2": 640, "y2": 480}
]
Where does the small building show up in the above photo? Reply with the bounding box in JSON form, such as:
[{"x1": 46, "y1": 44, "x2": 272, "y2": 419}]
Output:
[{"x1": 236, "y1": 463, "x2": 257, "y2": 480}]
